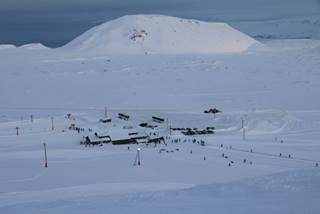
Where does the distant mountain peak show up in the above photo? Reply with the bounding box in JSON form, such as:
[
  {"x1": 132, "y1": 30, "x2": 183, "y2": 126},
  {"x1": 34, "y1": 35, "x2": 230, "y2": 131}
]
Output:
[{"x1": 63, "y1": 15, "x2": 258, "y2": 55}]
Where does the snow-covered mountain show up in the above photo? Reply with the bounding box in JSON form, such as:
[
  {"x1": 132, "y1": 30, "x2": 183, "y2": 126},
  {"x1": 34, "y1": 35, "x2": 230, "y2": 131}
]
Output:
[
  {"x1": 63, "y1": 15, "x2": 258, "y2": 54},
  {"x1": 198, "y1": 0, "x2": 320, "y2": 40}
]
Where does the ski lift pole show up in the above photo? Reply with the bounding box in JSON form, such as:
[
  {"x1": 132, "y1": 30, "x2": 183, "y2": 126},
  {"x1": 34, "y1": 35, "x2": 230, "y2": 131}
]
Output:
[
  {"x1": 104, "y1": 106, "x2": 108, "y2": 118},
  {"x1": 167, "y1": 118, "x2": 172, "y2": 135},
  {"x1": 242, "y1": 118, "x2": 245, "y2": 140},
  {"x1": 137, "y1": 148, "x2": 141, "y2": 166},
  {"x1": 51, "y1": 116, "x2": 54, "y2": 131},
  {"x1": 43, "y1": 143, "x2": 48, "y2": 168},
  {"x1": 134, "y1": 148, "x2": 141, "y2": 166},
  {"x1": 243, "y1": 127, "x2": 246, "y2": 141}
]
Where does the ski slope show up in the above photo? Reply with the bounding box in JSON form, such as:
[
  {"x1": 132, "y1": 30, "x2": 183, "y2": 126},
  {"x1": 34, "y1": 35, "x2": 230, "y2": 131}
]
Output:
[{"x1": 0, "y1": 15, "x2": 319, "y2": 214}]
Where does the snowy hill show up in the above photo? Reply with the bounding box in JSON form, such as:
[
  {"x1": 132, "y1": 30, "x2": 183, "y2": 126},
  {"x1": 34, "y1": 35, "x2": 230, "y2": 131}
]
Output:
[
  {"x1": 63, "y1": 15, "x2": 258, "y2": 54},
  {"x1": 0, "y1": 44, "x2": 16, "y2": 50},
  {"x1": 19, "y1": 43, "x2": 49, "y2": 50},
  {"x1": 199, "y1": 0, "x2": 320, "y2": 40},
  {"x1": 0, "y1": 43, "x2": 49, "y2": 51}
]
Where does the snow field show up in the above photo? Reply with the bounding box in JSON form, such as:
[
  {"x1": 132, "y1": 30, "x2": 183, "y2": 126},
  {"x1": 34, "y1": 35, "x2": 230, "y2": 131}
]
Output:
[{"x1": 0, "y1": 15, "x2": 319, "y2": 213}]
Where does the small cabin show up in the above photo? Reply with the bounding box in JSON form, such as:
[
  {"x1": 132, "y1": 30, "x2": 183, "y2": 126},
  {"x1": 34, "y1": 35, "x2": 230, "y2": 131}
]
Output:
[
  {"x1": 110, "y1": 130, "x2": 138, "y2": 145},
  {"x1": 152, "y1": 116, "x2": 165, "y2": 123},
  {"x1": 118, "y1": 113, "x2": 130, "y2": 121},
  {"x1": 94, "y1": 132, "x2": 112, "y2": 141},
  {"x1": 112, "y1": 138, "x2": 137, "y2": 145},
  {"x1": 139, "y1": 123, "x2": 157, "y2": 129},
  {"x1": 99, "y1": 118, "x2": 112, "y2": 123},
  {"x1": 81, "y1": 135, "x2": 111, "y2": 145}
]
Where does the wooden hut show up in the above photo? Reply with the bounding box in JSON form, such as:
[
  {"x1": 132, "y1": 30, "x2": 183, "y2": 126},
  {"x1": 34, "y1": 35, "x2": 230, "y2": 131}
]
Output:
[
  {"x1": 152, "y1": 116, "x2": 165, "y2": 123},
  {"x1": 112, "y1": 138, "x2": 137, "y2": 145},
  {"x1": 118, "y1": 113, "x2": 130, "y2": 120},
  {"x1": 99, "y1": 118, "x2": 112, "y2": 123}
]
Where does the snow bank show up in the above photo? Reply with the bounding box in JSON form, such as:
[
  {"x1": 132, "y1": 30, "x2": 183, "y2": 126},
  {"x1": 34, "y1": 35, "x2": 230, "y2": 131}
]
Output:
[
  {"x1": 0, "y1": 43, "x2": 49, "y2": 51},
  {"x1": 0, "y1": 44, "x2": 16, "y2": 50},
  {"x1": 63, "y1": 15, "x2": 258, "y2": 54},
  {"x1": 19, "y1": 43, "x2": 49, "y2": 50}
]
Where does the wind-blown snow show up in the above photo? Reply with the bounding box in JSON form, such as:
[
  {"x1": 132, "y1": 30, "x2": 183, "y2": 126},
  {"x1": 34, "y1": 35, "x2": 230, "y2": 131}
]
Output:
[{"x1": 63, "y1": 15, "x2": 258, "y2": 54}]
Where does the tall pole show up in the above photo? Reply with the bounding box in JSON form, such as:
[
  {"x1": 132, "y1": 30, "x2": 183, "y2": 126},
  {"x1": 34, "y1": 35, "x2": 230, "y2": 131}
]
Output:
[
  {"x1": 51, "y1": 116, "x2": 54, "y2": 131},
  {"x1": 16, "y1": 127, "x2": 19, "y2": 136},
  {"x1": 243, "y1": 127, "x2": 246, "y2": 140},
  {"x1": 167, "y1": 118, "x2": 171, "y2": 135},
  {"x1": 30, "y1": 115, "x2": 34, "y2": 123},
  {"x1": 134, "y1": 148, "x2": 141, "y2": 166},
  {"x1": 104, "y1": 106, "x2": 108, "y2": 118},
  {"x1": 137, "y1": 148, "x2": 141, "y2": 166},
  {"x1": 242, "y1": 119, "x2": 246, "y2": 140},
  {"x1": 43, "y1": 143, "x2": 48, "y2": 168}
]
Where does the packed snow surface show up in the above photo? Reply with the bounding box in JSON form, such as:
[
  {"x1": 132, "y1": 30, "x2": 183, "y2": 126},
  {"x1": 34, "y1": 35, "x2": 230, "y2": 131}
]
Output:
[
  {"x1": 0, "y1": 15, "x2": 320, "y2": 214},
  {"x1": 63, "y1": 15, "x2": 258, "y2": 54}
]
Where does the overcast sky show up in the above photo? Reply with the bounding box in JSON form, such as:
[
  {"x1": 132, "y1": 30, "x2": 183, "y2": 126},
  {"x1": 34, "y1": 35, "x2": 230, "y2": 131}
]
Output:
[
  {"x1": 0, "y1": 0, "x2": 186, "y2": 11},
  {"x1": 1, "y1": 0, "x2": 318, "y2": 11},
  {"x1": 0, "y1": 0, "x2": 319, "y2": 47}
]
